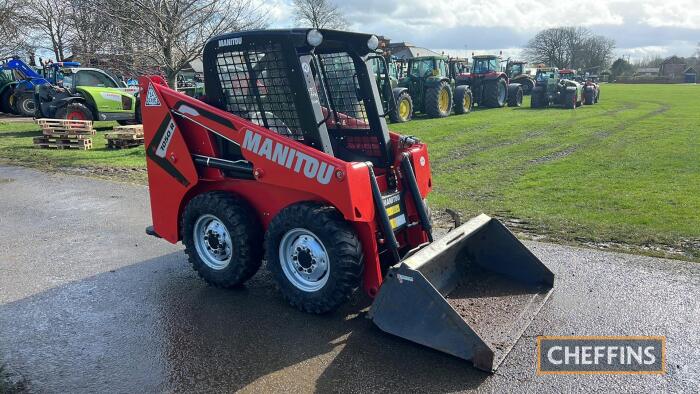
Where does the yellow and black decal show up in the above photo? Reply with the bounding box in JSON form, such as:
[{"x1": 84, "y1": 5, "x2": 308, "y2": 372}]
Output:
[{"x1": 382, "y1": 192, "x2": 407, "y2": 231}]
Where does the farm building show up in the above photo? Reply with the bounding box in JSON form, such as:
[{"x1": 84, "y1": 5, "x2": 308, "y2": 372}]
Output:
[
  {"x1": 636, "y1": 67, "x2": 660, "y2": 77},
  {"x1": 386, "y1": 42, "x2": 442, "y2": 60},
  {"x1": 684, "y1": 67, "x2": 697, "y2": 83},
  {"x1": 659, "y1": 56, "x2": 687, "y2": 79}
]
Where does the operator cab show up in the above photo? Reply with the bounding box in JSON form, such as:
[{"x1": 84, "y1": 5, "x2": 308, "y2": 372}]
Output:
[
  {"x1": 448, "y1": 58, "x2": 470, "y2": 78},
  {"x1": 406, "y1": 56, "x2": 448, "y2": 78},
  {"x1": 535, "y1": 68, "x2": 558, "y2": 82},
  {"x1": 508, "y1": 62, "x2": 525, "y2": 78},
  {"x1": 471, "y1": 55, "x2": 501, "y2": 74},
  {"x1": 203, "y1": 29, "x2": 393, "y2": 167}
]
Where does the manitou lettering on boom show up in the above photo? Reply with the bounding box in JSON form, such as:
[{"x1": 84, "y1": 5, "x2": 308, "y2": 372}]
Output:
[{"x1": 242, "y1": 129, "x2": 335, "y2": 185}]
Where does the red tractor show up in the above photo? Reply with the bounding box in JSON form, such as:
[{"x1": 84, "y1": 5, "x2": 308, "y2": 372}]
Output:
[
  {"x1": 139, "y1": 29, "x2": 554, "y2": 372},
  {"x1": 457, "y1": 54, "x2": 523, "y2": 108}
]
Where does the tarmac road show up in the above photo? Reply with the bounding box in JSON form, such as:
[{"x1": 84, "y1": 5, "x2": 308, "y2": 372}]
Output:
[{"x1": 0, "y1": 165, "x2": 698, "y2": 393}]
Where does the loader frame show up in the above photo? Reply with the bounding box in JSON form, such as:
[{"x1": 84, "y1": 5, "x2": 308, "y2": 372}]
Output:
[{"x1": 142, "y1": 29, "x2": 434, "y2": 297}]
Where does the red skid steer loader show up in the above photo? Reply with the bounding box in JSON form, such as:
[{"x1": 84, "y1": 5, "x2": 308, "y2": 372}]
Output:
[{"x1": 140, "y1": 29, "x2": 554, "y2": 372}]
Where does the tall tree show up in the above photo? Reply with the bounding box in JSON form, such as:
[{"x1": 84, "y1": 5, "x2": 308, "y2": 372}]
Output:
[
  {"x1": 293, "y1": 0, "x2": 346, "y2": 29},
  {"x1": 0, "y1": 0, "x2": 30, "y2": 58},
  {"x1": 67, "y1": 0, "x2": 115, "y2": 66},
  {"x1": 28, "y1": 0, "x2": 70, "y2": 60},
  {"x1": 610, "y1": 58, "x2": 633, "y2": 79},
  {"x1": 524, "y1": 27, "x2": 615, "y2": 71},
  {"x1": 103, "y1": 0, "x2": 266, "y2": 86}
]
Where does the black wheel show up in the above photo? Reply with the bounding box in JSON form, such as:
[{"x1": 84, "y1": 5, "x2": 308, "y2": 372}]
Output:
[
  {"x1": 507, "y1": 85, "x2": 523, "y2": 107},
  {"x1": 181, "y1": 192, "x2": 263, "y2": 288},
  {"x1": 521, "y1": 79, "x2": 534, "y2": 95},
  {"x1": 15, "y1": 93, "x2": 36, "y2": 117},
  {"x1": 530, "y1": 87, "x2": 543, "y2": 108},
  {"x1": 425, "y1": 81, "x2": 452, "y2": 118},
  {"x1": 584, "y1": 87, "x2": 594, "y2": 105},
  {"x1": 482, "y1": 78, "x2": 507, "y2": 108},
  {"x1": 135, "y1": 99, "x2": 142, "y2": 123},
  {"x1": 565, "y1": 89, "x2": 577, "y2": 109},
  {"x1": 55, "y1": 102, "x2": 94, "y2": 121},
  {"x1": 389, "y1": 91, "x2": 413, "y2": 123},
  {"x1": 265, "y1": 202, "x2": 363, "y2": 314},
  {"x1": 453, "y1": 85, "x2": 473, "y2": 114},
  {"x1": 0, "y1": 87, "x2": 14, "y2": 114}
]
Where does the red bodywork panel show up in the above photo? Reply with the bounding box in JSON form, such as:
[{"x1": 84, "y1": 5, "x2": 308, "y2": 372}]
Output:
[
  {"x1": 558, "y1": 70, "x2": 575, "y2": 76},
  {"x1": 138, "y1": 76, "x2": 432, "y2": 296}
]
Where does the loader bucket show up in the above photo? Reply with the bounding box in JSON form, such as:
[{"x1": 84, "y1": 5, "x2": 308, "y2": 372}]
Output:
[{"x1": 369, "y1": 214, "x2": 554, "y2": 372}]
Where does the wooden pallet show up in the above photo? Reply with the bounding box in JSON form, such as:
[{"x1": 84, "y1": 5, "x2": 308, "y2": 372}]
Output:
[
  {"x1": 33, "y1": 136, "x2": 93, "y2": 150},
  {"x1": 113, "y1": 124, "x2": 143, "y2": 133},
  {"x1": 104, "y1": 132, "x2": 144, "y2": 140},
  {"x1": 41, "y1": 132, "x2": 92, "y2": 140},
  {"x1": 36, "y1": 118, "x2": 95, "y2": 135},
  {"x1": 106, "y1": 138, "x2": 144, "y2": 149}
]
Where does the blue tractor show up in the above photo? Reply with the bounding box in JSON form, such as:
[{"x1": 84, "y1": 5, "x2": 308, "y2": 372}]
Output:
[{"x1": 0, "y1": 57, "x2": 80, "y2": 116}]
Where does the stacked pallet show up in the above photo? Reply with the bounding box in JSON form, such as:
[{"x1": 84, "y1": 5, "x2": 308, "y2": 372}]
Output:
[
  {"x1": 105, "y1": 125, "x2": 144, "y2": 149},
  {"x1": 33, "y1": 119, "x2": 94, "y2": 150}
]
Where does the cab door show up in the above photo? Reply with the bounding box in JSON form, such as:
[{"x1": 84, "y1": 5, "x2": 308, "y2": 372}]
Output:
[{"x1": 75, "y1": 70, "x2": 134, "y2": 113}]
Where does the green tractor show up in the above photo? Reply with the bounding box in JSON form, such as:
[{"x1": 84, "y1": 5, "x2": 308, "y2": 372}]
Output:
[
  {"x1": 0, "y1": 69, "x2": 17, "y2": 114},
  {"x1": 35, "y1": 66, "x2": 140, "y2": 124},
  {"x1": 397, "y1": 55, "x2": 472, "y2": 118},
  {"x1": 506, "y1": 60, "x2": 535, "y2": 95},
  {"x1": 369, "y1": 55, "x2": 414, "y2": 123},
  {"x1": 530, "y1": 67, "x2": 583, "y2": 109}
]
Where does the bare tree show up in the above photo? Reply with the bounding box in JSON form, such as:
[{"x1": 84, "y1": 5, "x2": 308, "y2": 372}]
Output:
[
  {"x1": 523, "y1": 27, "x2": 569, "y2": 69},
  {"x1": 524, "y1": 27, "x2": 615, "y2": 71},
  {"x1": 67, "y1": 0, "x2": 114, "y2": 65},
  {"x1": 0, "y1": 0, "x2": 30, "y2": 58},
  {"x1": 578, "y1": 35, "x2": 615, "y2": 72},
  {"x1": 634, "y1": 55, "x2": 664, "y2": 69},
  {"x1": 100, "y1": 0, "x2": 266, "y2": 86},
  {"x1": 28, "y1": 0, "x2": 70, "y2": 60},
  {"x1": 293, "y1": 0, "x2": 346, "y2": 29}
]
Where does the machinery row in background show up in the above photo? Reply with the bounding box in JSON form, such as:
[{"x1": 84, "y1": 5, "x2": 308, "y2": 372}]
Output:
[
  {"x1": 1, "y1": 48, "x2": 600, "y2": 126},
  {"x1": 370, "y1": 54, "x2": 601, "y2": 123},
  {"x1": 0, "y1": 57, "x2": 140, "y2": 123}
]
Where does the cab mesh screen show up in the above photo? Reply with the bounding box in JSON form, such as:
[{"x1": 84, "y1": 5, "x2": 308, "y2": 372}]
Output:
[
  {"x1": 317, "y1": 53, "x2": 370, "y2": 129},
  {"x1": 216, "y1": 45, "x2": 303, "y2": 139}
]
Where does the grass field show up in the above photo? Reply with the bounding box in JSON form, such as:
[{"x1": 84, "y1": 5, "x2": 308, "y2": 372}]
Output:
[
  {"x1": 0, "y1": 84, "x2": 698, "y2": 260},
  {"x1": 0, "y1": 121, "x2": 147, "y2": 183},
  {"x1": 392, "y1": 84, "x2": 700, "y2": 260}
]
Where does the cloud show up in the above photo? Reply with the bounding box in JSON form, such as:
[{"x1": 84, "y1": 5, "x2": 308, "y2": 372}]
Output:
[
  {"x1": 266, "y1": 0, "x2": 700, "y2": 58},
  {"x1": 642, "y1": 1, "x2": 700, "y2": 28}
]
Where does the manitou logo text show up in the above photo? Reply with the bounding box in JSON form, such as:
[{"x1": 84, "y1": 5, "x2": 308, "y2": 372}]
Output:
[
  {"x1": 218, "y1": 37, "x2": 242, "y2": 47},
  {"x1": 242, "y1": 129, "x2": 335, "y2": 185}
]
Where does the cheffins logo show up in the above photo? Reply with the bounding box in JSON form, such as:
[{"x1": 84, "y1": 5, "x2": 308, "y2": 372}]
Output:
[
  {"x1": 537, "y1": 336, "x2": 665, "y2": 375},
  {"x1": 242, "y1": 129, "x2": 335, "y2": 185}
]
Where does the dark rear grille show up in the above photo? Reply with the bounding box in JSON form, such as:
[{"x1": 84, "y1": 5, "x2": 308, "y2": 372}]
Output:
[
  {"x1": 317, "y1": 52, "x2": 370, "y2": 130},
  {"x1": 216, "y1": 44, "x2": 303, "y2": 139}
]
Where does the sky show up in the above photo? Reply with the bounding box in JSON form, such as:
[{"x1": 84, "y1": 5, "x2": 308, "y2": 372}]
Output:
[{"x1": 261, "y1": 0, "x2": 700, "y2": 61}]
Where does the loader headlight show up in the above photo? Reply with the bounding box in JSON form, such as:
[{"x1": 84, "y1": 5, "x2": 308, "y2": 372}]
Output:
[
  {"x1": 367, "y1": 35, "x2": 379, "y2": 50},
  {"x1": 306, "y1": 29, "x2": 323, "y2": 47}
]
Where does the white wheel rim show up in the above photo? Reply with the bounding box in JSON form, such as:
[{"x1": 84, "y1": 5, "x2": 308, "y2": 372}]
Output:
[
  {"x1": 193, "y1": 214, "x2": 232, "y2": 270},
  {"x1": 279, "y1": 228, "x2": 330, "y2": 292}
]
